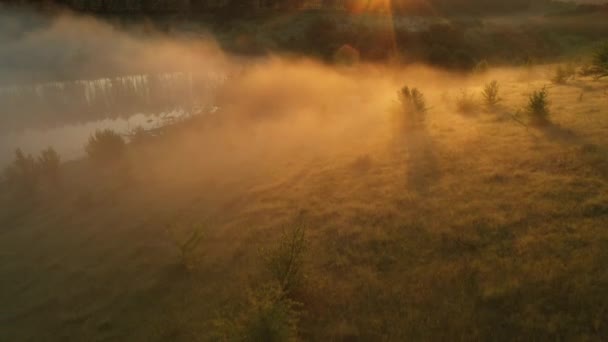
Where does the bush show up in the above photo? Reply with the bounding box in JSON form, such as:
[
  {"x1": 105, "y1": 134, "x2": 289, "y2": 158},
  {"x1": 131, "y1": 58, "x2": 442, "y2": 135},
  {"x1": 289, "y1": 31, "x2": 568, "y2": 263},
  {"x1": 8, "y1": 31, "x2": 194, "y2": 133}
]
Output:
[
  {"x1": 85, "y1": 129, "x2": 126, "y2": 162},
  {"x1": 552, "y1": 64, "x2": 576, "y2": 84},
  {"x1": 398, "y1": 86, "x2": 427, "y2": 128},
  {"x1": 37, "y1": 147, "x2": 60, "y2": 183},
  {"x1": 526, "y1": 88, "x2": 550, "y2": 125},
  {"x1": 455, "y1": 90, "x2": 479, "y2": 114},
  {"x1": 3, "y1": 149, "x2": 39, "y2": 196},
  {"x1": 481, "y1": 80, "x2": 501, "y2": 108},
  {"x1": 473, "y1": 59, "x2": 490, "y2": 74},
  {"x1": 3, "y1": 147, "x2": 63, "y2": 197},
  {"x1": 241, "y1": 285, "x2": 300, "y2": 342},
  {"x1": 214, "y1": 226, "x2": 306, "y2": 341},
  {"x1": 263, "y1": 226, "x2": 308, "y2": 295},
  {"x1": 214, "y1": 285, "x2": 301, "y2": 342},
  {"x1": 333, "y1": 44, "x2": 360, "y2": 66},
  {"x1": 590, "y1": 42, "x2": 608, "y2": 79}
]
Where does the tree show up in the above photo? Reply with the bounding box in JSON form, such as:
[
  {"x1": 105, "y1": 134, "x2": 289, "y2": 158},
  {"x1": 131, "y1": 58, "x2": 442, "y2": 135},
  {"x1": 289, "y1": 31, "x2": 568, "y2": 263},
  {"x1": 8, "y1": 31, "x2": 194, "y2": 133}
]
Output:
[
  {"x1": 38, "y1": 147, "x2": 61, "y2": 183},
  {"x1": 3, "y1": 149, "x2": 39, "y2": 196},
  {"x1": 85, "y1": 129, "x2": 127, "y2": 163}
]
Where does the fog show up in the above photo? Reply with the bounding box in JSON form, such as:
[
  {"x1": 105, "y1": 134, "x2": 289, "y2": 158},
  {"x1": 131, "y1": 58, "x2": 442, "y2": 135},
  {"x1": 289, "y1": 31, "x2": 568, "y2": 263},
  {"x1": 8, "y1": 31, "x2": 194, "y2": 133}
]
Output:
[{"x1": 0, "y1": 7, "x2": 501, "y2": 174}]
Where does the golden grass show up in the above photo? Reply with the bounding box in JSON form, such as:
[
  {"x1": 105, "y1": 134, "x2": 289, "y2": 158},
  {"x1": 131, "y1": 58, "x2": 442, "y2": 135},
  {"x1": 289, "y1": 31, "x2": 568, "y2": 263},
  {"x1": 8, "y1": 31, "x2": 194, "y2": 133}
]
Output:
[{"x1": 1, "y1": 63, "x2": 608, "y2": 340}]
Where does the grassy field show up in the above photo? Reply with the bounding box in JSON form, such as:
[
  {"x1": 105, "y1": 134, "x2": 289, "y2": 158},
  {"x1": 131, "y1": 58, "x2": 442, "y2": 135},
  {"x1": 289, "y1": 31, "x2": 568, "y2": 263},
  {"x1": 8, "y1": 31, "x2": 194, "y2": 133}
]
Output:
[{"x1": 1, "y1": 60, "x2": 608, "y2": 341}]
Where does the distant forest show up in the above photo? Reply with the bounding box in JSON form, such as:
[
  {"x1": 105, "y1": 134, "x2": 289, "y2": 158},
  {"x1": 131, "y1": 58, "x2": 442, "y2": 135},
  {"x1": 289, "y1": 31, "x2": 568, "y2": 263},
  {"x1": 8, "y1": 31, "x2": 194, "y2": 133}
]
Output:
[{"x1": 2, "y1": 0, "x2": 570, "y2": 16}]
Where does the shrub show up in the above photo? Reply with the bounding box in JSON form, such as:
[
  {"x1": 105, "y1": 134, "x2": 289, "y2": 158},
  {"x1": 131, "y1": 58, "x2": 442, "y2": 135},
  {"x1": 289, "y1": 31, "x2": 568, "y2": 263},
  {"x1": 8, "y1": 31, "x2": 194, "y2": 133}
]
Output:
[
  {"x1": 263, "y1": 225, "x2": 308, "y2": 295},
  {"x1": 3, "y1": 149, "x2": 39, "y2": 196},
  {"x1": 333, "y1": 44, "x2": 360, "y2": 66},
  {"x1": 590, "y1": 42, "x2": 608, "y2": 79},
  {"x1": 241, "y1": 285, "x2": 300, "y2": 342},
  {"x1": 526, "y1": 88, "x2": 550, "y2": 125},
  {"x1": 551, "y1": 64, "x2": 576, "y2": 84},
  {"x1": 398, "y1": 86, "x2": 427, "y2": 127},
  {"x1": 166, "y1": 222, "x2": 205, "y2": 271},
  {"x1": 2, "y1": 147, "x2": 63, "y2": 197},
  {"x1": 481, "y1": 80, "x2": 501, "y2": 108},
  {"x1": 85, "y1": 129, "x2": 126, "y2": 162},
  {"x1": 37, "y1": 147, "x2": 60, "y2": 183},
  {"x1": 473, "y1": 59, "x2": 489, "y2": 74},
  {"x1": 213, "y1": 285, "x2": 301, "y2": 342},
  {"x1": 455, "y1": 90, "x2": 479, "y2": 114}
]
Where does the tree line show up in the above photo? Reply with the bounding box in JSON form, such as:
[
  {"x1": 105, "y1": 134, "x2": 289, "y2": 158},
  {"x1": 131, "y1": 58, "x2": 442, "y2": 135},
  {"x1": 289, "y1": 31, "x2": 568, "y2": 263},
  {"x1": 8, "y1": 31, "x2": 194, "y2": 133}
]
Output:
[{"x1": 3, "y1": 0, "x2": 561, "y2": 15}]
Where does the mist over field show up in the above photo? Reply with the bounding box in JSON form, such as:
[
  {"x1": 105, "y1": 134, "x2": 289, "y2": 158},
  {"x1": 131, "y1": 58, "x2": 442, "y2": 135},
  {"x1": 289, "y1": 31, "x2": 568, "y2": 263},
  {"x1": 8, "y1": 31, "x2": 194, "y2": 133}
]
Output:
[{"x1": 1, "y1": 1, "x2": 608, "y2": 341}]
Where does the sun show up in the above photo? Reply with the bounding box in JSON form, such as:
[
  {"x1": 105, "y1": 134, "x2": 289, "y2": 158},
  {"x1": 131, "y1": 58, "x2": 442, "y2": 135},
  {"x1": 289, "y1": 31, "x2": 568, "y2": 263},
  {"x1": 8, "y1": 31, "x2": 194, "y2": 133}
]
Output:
[{"x1": 345, "y1": 0, "x2": 393, "y2": 13}]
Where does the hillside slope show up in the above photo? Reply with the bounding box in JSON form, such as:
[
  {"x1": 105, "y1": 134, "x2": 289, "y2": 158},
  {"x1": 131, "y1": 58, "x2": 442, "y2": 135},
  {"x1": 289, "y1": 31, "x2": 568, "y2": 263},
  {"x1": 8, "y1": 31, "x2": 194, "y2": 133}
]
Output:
[{"x1": 2, "y1": 61, "x2": 608, "y2": 340}]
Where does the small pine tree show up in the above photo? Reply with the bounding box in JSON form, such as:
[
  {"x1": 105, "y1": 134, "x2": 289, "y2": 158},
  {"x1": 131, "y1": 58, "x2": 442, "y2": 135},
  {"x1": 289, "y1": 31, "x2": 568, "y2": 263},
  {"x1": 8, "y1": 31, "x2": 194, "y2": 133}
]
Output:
[
  {"x1": 526, "y1": 88, "x2": 550, "y2": 125},
  {"x1": 410, "y1": 89, "x2": 427, "y2": 114},
  {"x1": 263, "y1": 226, "x2": 308, "y2": 295},
  {"x1": 398, "y1": 86, "x2": 427, "y2": 128},
  {"x1": 213, "y1": 284, "x2": 301, "y2": 342},
  {"x1": 481, "y1": 80, "x2": 501, "y2": 108}
]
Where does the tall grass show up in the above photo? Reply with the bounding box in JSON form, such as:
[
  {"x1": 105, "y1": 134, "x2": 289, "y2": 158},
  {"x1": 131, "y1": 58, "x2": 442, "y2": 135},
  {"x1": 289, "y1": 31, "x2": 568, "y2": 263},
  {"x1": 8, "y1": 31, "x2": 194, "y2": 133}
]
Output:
[{"x1": 166, "y1": 222, "x2": 205, "y2": 271}]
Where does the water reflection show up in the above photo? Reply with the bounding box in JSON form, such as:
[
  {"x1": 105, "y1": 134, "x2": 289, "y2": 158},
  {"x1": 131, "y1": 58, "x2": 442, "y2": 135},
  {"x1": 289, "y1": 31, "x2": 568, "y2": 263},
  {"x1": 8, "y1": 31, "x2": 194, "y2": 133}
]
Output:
[
  {"x1": 0, "y1": 71, "x2": 226, "y2": 168},
  {"x1": 0, "y1": 71, "x2": 226, "y2": 133}
]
